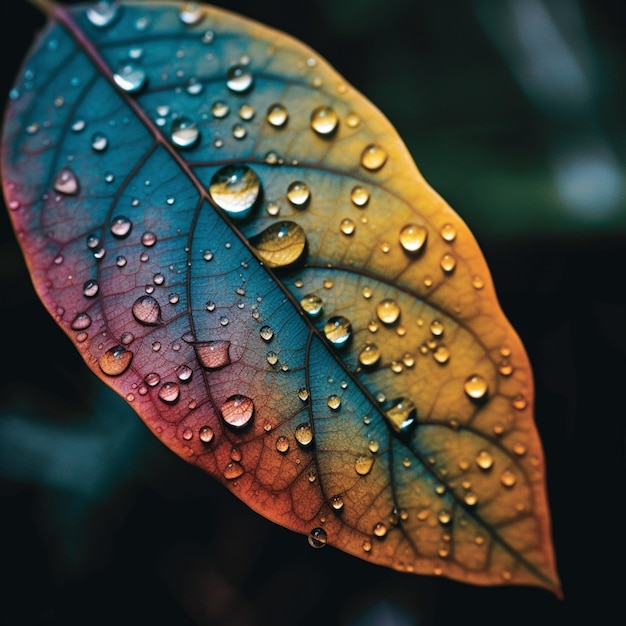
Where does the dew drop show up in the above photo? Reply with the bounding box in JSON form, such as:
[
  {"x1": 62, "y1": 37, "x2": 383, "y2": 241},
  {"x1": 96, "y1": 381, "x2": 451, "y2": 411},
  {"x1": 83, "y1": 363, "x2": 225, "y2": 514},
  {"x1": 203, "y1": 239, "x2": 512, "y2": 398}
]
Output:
[
  {"x1": 323, "y1": 316, "x2": 352, "y2": 346},
  {"x1": 331, "y1": 495, "x2": 344, "y2": 511},
  {"x1": 433, "y1": 345, "x2": 450, "y2": 364},
  {"x1": 308, "y1": 527, "x2": 327, "y2": 548},
  {"x1": 54, "y1": 167, "x2": 79, "y2": 195},
  {"x1": 358, "y1": 342, "x2": 381, "y2": 367},
  {"x1": 498, "y1": 360, "x2": 514, "y2": 376},
  {"x1": 373, "y1": 522, "x2": 388, "y2": 538},
  {"x1": 385, "y1": 398, "x2": 417, "y2": 433},
  {"x1": 171, "y1": 116, "x2": 200, "y2": 149},
  {"x1": 464, "y1": 374, "x2": 488, "y2": 401},
  {"x1": 464, "y1": 492, "x2": 478, "y2": 507},
  {"x1": 209, "y1": 164, "x2": 261, "y2": 218},
  {"x1": 376, "y1": 299, "x2": 401, "y2": 325},
  {"x1": 310, "y1": 105, "x2": 339, "y2": 136},
  {"x1": 513, "y1": 442, "x2": 527, "y2": 456},
  {"x1": 440, "y1": 223, "x2": 457, "y2": 242},
  {"x1": 179, "y1": 2, "x2": 203, "y2": 25},
  {"x1": 186, "y1": 77, "x2": 204, "y2": 95},
  {"x1": 91, "y1": 132, "x2": 108, "y2": 152},
  {"x1": 113, "y1": 64, "x2": 147, "y2": 93},
  {"x1": 110, "y1": 215, "x2": 132, "y2": 238},
  {"x1": 86, "y1": 1, "x2": 119, "y2": 28},
  {"x1": 361, "y1": 144, "x2": 387, "y2": 171},
  {"x1": 440, "y1": 253, "x2": 456, "y2": 273},
  {"x1": 295, "y1": 423, "x2": 314, "y2": 447},
  {"x1": 298, "y1": 387, "x2": 309, "y2": 402},
  {"x1": 195, "y1": 341, "x2": 231, "y2": 369},
  {"x1": 500, "y1": 470, "x2": 516, "y2": 488},
  {"x1": 355, "y1": 455, "x2": 374, "y2": 476},
  {"x1": 177, "y1": 365, "x2": 193, "y2": 382},
  {"x1": 195, "y1": 425, "x2": 213, "y2": 445},
  {"x1": 475, "y1": 450, "x2": 494, "y2": 470},
  {"x1": 276, "y1": 435, "x2": 290, "y2": 453},
  {"x1": 266, "y1": 103, "x2": 289, "y2": 128},
  {"x1": 300, "y1": 294, "x2": 323, "y2": 317},
  {"x1": 346, "y1": 112, "x2": 361, "y2": 128},
  {"x1": 437, "y1": 510, "x2": 452, "y2": 525},
  {"x1": 158, "y1": 382, "x2": 180, "y2": 404},
  {"x1": 512, "y1": 394, "x2": 527, "y2": 410},
  {"x1": 327, "y1": 395, "x2": 341, "y2": 410},
  {"x1": 340, "y1": 218, "x2": 356, "y2": 235},
  {"x1": 211, "y1": 101, "x2": 229, "y2": 118},
  {"x1": 226, "y1": 65, "x2": 254, "y2": 93},
  {"x1": 250, "y1": 221, "x2": 306, "y2": 268},
  {"x1": 83, "y1": 280, "x2": 99, "y2": 298},
  {"x1": 98, "y1": 345, "x2": 132, "y2": 376},
  {"x1": 224, "y1": 462, "x2": 244, "y2": 480},
  {"x1": 430, "y1": 320, "x2": 444, "y2": 336},
  {"x1": 399, "y1": 224, "x2": 428, "y2": 254},
  {"x1": 182, "y1": 427, "x2": 193, "y2": 441},
  {"x1": 132, "y1": 295, "x2": 162, "y2": 325},
  {"x1": 350, "y1": 185, "x2": 370, "y2": 207},
  {"x1": 220, "y1": 394, "x2": 254, "y2": 428},
  {"x1": 71, "y1": 313, "x2": 92, "y2": 330},
  {"x1": 266, "y1": 351, "x2": 278, "y2": 366},
  {"x1": 286, "y1": 181, "x2": 310, "y2": 208}
]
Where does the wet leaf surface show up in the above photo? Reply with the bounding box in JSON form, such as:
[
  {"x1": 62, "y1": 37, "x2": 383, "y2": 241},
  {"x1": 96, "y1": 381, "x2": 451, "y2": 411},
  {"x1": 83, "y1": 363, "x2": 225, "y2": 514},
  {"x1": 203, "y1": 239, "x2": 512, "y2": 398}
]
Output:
[{"x1": 2, "y1": 0, "x2": 559, "y2": 593}]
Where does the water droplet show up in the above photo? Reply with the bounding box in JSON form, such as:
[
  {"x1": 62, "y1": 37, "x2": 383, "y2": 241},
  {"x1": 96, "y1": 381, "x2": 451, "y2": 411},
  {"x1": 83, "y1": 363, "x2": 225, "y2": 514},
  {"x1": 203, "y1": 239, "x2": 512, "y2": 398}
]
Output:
[
  {"x1": 346, "y1": 112, "x2": 361, "y2": 128},
  {"x1": 158, "y1": 382, "x2": 180, "y2": 404},
  {"x1": 350, "y1": 185, "x2": 370, "y2": 207},
  {"x1": 266, "y1": 103, "x2": 288, "y2": 128},
  {"x1": 355, "y1": 455, "x2": 374, "y2": 476},
  {"x1": 512, "y1": 394, "x2": 527, "y2": 410},
  {"x1": 238, "y1": 104, "x2": 255, "y2": 120},
  {"x1": 433, "y1": 345, "x2": 450, "y2": 364},
  {"x1": 298, "y1": 387, "x2": 309, "y2": 402},
  {"x1": 182, "y1": 427, "x2": 193, "y2": 441},
  {"x1": 83, "y1": 280, "x2": 99, "y2": 298},
  {"x1": 498, "y1": 360, "x2": 513, "y2": 376},
  {"x1": 475, "y1": 450, "x2": 494, "y2": 470},
  {"x1": 513, "y1": 442, "x2": 527, "y2": 456},
  {"x1": 91, "y1": 132, "x2": 108, "y2": 152},
  {"x1": 437, "y1": 510, "x2": 452, "y2": 525},
  {"x1": 71, "y1": 119, "x2": 86, "y2": 133},
  {"x1": 300, "y1": 294, "x2": 323, "y2": 317},
  {"x1": 250, "y1": 221, "x2": 306, "y2": 268},
  {"x1": 340, "y1": 218, "x2": 356, "y2": 236},
  {"x1": 71, "y1": 313, "x2": 92, "y2": 330},
  {"x1": 327, "y1": 395, "x2": 341, "y2": 410},
  {"x1": 54, "y1": 167, "x2": 79, "y2": 195},
  {"x1": 110, "y1": 215, "x2": 132, "y2": 238},
  {"x1": 224, "y1": 462, "x2": 244, "y2": 480},
  {"x1": 310, "y1": 105, "x2": 339, "y2": 136},
  {"x1": 132, "y1": 295, "x2": 162, "y2": 325},
  {"x1": 323, "y1": 316, "x2": 352, "y2": 346},
  {"x1": 440, "y1": 253, "x2": 456, "y2": 273},
  {"x1": 385, "y1": 398, "x2": 417, "y2": 433},
  {"x1": 430, "y1": 320, "x2": 444, "y2": 336},
  {"x1": 373, "y1": 522, "x2": 387, "y2": 538},
  {"x1": 86, "y1": 1, "x2": 119, "y2": 28},
  {"x1": 500, "y1": 470, "x2": 516, "y2": 487},
  {"x1": 169, "y1": 293, "x2": 180, "y2": 305},
  {"x1": 233, "y1": 125, "x2": 247, "y2": 140},
  {"x1": 376, "y1": 299, "x2": 401, "y2": 325},
  {"x1": 358, "y1": 343, "x2": 381, "y2": 367},
  {"x1": 113, "y1": 64, "x2": 147, "y2": 93},
  {"x1": 464, "y1": 492, "x2": 478, "y2": 507},
  {"x1": 399, "y1": 223, "x2": 428, "y2": 254},
  {"x1": 308, "y1": 527, "x2": 327, "y2": 548},
  {"x1": 186, "y1": 77, "x2": 204, "y2": 95},
  {"x1": 209, "y1": 164, "x2": 261, "y2": 218},
  {"x1": 220, "y1": 394, "x2": 254, "y2": 428},
  {"x1": 331, "y1": 495, "x2": 344, "y2": 511},
  {"x1": 276, "y1": 435, "x2": 290, "y2": 453},
  {"x1": 179, "y1": 2, "x2": 203, "y2": 24},
  {"x1": 226, "y1": 65, "x2": 253, "y2": 93},
  {"x1": 286, "y1": 181, "x2": 310, "y2": 208},
  {"x1": 361, "y1": 144, "x2": 387, "y2": 171},
  {"x1": 295, "y1": 423, "x2": 313, "y2": 447},
  {"x1": 211, "y1": 101, "x2": 229, "y2": 119},
  {"x1": 171, "y1": 116, "x2": 200, "y2": 149},
  {"x1": 177, "y1": 365, "x2": 193, "y2": 382},
  {"x1": 195, "y1": 341, "x2": 231, "y2": 369},
  {"x1": 266, "y1": 351, "x2": 278, "y2": 366},
  {"x1": 98, "y1": 345, "x2": 132, "y2": 376},
  {"x1": 199, "y1": 425, "x2": 214, "y2": 444},
  {"x1": 464, "y1": 374, "x2": 488, "y2": 401},
  {"x1": 440, "y1": 223, "x2": 457, "y2": 242}
]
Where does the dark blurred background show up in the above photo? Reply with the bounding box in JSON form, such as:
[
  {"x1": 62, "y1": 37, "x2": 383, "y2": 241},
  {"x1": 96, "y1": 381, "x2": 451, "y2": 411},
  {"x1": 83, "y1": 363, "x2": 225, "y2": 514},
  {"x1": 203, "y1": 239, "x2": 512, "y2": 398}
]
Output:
[{"x1": 0, "y1": 1, "x2": 624, "y2": 624}]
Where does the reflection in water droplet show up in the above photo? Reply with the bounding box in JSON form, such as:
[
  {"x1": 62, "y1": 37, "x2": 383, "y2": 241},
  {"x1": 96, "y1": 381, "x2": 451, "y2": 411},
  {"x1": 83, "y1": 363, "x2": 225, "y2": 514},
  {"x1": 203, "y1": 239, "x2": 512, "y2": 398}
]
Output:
[
  {"x1": 350, "y1": 185, "x2": 370, "y2": 207},
  {"x1": 86, "y1": 1, "x2": 119, "y2": 28},
  {"x1": 171, "y1": 116, "x2": 200, "y2": 149},
  {"x1": 259, "y1": 325, "x2": 274, "y2": 342},
  {"x1": 276, "y1": 435, "x2": 290, "y2": 453},
  {"x1": 300, "y1": 294, "x2": 323, "y2": 317},
  {"x1": 224, "y1": 462, "x2": 244, "y2": 480},
  {"x1": 464, "y1": 374, "x2": 488, "y2": 400},
  {"x1": 179, "y1": 2, "x2": 203, "y2": 25},
  {"x1": 385, "y1": 398, "x2": 417, "y2": 433},
  {"x1": 440, "y1": 223, "x2": 457, "y2": 242},
  {"x1": 440, "y1": 253, "x2": 456, "y2": 273},
  {"x1": 195, "y1": 341, "x2": 231, "y2": 369},
  {"x1": 113, "y1": 64, "x2": 147, "y2": 93},
  {"x1": 295, "y1": 423, "x2": 313, "y2": 447},
  {"x1": 308, "y1": 527, "x2": 327, "y2": 548},
  {"x1": 376, "y1": 299, "x2": 401, "y2": 325},
  {"x1": 209, "y1": 164, "x2": 261, "y2": 218},
  {"x1": 355, "y1": 455, "x2": 374, "y2": 476},
  {"x1": 141, "y1": 231, "x2": 156, "y2": 247},
  {"x1": 130, "y1": 297, "x2": 162, "y2": 329},
  {"x1": 399, "y1": 224, "x2": 428, "y2": 253},
  {"x1": 286, "y1": 181, "x2": 310, "y2": 207},
  {"x1": 99, "y1": 345, "x2": 133, "y2": 376},
  {"x1": 158, "y1": 382, "x2": 180, "y2": 404},
  {"x1": 323, "y1": 316, "x2": 352, "y2": 346},
  {"x1": 310, "y1": 105, "x2": 339, "y2": 136},
  {"x1": 358, "y1": 343, "x2": 381, "y2": 367},
  {"x1": 226, "y1": 65, "x2": 253, "y2": 93},
  {"x1": 83, "y1": 280, "x2": 99, "y2": 298},
  {"x1": 110, "y1": 215, "x2": 132, "y2": 238},
  {"x1": 250, "y1": 221, "x2": 306, "y2": 268},
  {"x1": 361, "y1": 144, "x2": 387, "y2": 171},
  {"x1": 476, "y1": 450, "x2": 494, "y2": 470},
  {"x1": 220, "y1": 394, "x2": 254, "y2": 428},
  {"x1": 266, "y1": 103, "x2": 289, "y2": 128},
  {"x1": 54, "y1": 167, "x2": 79, "y2": 195},
  {"x1": 91, "y1": 132, "x2": 108, "y2": 152}
]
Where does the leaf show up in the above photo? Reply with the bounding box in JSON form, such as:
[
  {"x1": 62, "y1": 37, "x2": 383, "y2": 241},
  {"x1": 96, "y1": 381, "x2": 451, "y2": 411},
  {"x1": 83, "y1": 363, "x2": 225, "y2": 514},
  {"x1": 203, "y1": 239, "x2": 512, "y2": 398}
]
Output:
[{"x1": 2, "y1": 0, "x2": 560, "y2": 594}]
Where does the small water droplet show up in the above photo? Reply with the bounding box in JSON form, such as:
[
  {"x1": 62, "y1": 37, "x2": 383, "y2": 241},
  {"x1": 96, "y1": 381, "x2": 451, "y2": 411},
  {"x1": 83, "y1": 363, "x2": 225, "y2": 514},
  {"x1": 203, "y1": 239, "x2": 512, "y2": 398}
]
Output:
[
  {"x1": 132, "y1": 295, "x2": 162, "y2": 325},
  {"x1": 238, "y1": 103, "x2": 255, "y2": 120},
  {"x1": 376, "y1": 299, "x2": 401, "y2": 325},
  {"x1": 440, "y1": 253, "x2": 456, "y2": 273},
  {"x1": 498, "y1": 360, "x2": 513, "y2": 376},
  {"x1": 266, "y1": 351, "x2": 278, "y2": 366},
  {"x1": 266, "y1": 103, "x2": 289, "y2": 128},
  {"x1": 298, "y1": 387, "x2": 309, "y2": 402},
  {"x1": 113, "y1": 63, "x2": 147, "y2": 93},
  {"x1": 346, "y1": 112, "x2": 361, "y2": 128},
  {"x1": 295, "y1": 423, "x2": 313, "y2": 447},
  {"x1": 323, "y1": 316, "x2": 352, "y2": 346},
  {"x1": 275, "y1": 435, "x2": 290, "y2": 453},
  {"x1": 475, "y1": 450, "x2": 494, "y2": 470},
  {"x1": 355, "y1": 455, "x2": 374, "y2": 476},
  {"x1": 171, "y1": 116, "x2": 200, "y2": 149},
  {"x1": 327, "y1": 395, "x2": 341, "y2": 410},
  {"x1": 168, "y1": 293, "x2": 180, "y2": 305},
  {"x1": 91, "y1": 132, "x2": 108, "y2": 152},
  {"x1": 195, "y1": 341, "x2": 231, "y2": 369},
  {"x1": 224, "y1": 462, "x2": 244, "y2": 480},
  {"x1": 54, "y1": 167, "x2": 79, "y2": 195},
  {"x1": 300, "y1": 294, "x2": 323, "y2": 317},
  {"x1": 399, "y1": 224, "x2": 428, "y2": 254},
  {"x1": 358, "y1": 342, "x2": 381, "y2": 367},
  {"x1": 385, "y1": 398, "x2": 417, "y2": 433},
  {"x1": 433, "y1": 345, "x2": 450, "y2": 364},
  {"x1": 286, "y1": 181, "x2": 310, "y2": 208},
  {"x1": 512, "y1": 394, "x2": 527, "y2": 410},
  {"x1": 86, "y1": 1, "x2": 119, "y2": 28},
  {"x1": 257, "y1": 326, "x2": 273, "y2": 342},
  {"x1": 158, "y1": 382, "x2": 180, "y2": 404},
  {"x1": 199, "y1": 425, "x2": 214, "y2": 444},
  {"x1": 430, "y1": 320, "x2": 444, "y2": 336},
  {"x1": 340, "y1": 218, "x2": 356, "y2": 236},
  {"x1": 145, "y1": 372, "x2": 160, "y2": 387},
  {"x1": 500, "y1": 470, "x2": 516, "y2": 487},
  {"x1": 308, "y1": 527, "x2": 327, "y2": 548},
  {"x1": 186, "y1": 77, "x2": 204, "y2": 95},
  {"x1": 350, "y1": 185, "x2": 370, "y2": 207},
  {"x1": 177, "y1": 365, "x2": 193, "y2": 382},
  {"x1": 179, "y1": 2, "x2": 203, "y2": 24},
  {"x1": 83, "y1": 280, "x2": 99, "y2": 298},
  {"x1": 440, "y1": 223, "x2": 457, "y2": 242},
  {"x1": 310, "y1": 105, "x2": 339, "y2": 136},
  {"x1": 361, "y1": 144, "x2": 387, "y2": 171},
  {"x1": 110, "y1": 216, "x2": 132, "y2": 238},
  {"x1": 373, "y1": 522, "x2": 388, "y2": 538},
  {"x1": 437, "y1": 510, "x2": 452, "y2": 525},
  {"x1": 209, "y1": 164, "x2": 261, "y2": 218},
  {"x1": 220, "y1": 394, "x2": 254, "y2": 428},
  {"x1": 331, "y1": 495, "x2": 344, "y2": 511},
  {"x1": 226, "y1": 65, "x2": 254, "y2": 93},
  {"x1": 250, "y1": 221, "x2": 307, "y2": 268},
  {"x1": 464, "y1": 374, "x2": 488, "y2": 401},
  {"x1": 211, "y1": 101, "x2": 229, "y2": 118},
  {"x1": 513, "y1": 441, "x2": 527, "y2": 456},
  {"x1": 71, "y1": 313, "x2": 92, "y2": 330},
  {"x1": 182, "y1": 427, "x2": 193, "y2": 441},
  {"x1": 71, "y1": 119, "x2": 86, "y2": 132}
]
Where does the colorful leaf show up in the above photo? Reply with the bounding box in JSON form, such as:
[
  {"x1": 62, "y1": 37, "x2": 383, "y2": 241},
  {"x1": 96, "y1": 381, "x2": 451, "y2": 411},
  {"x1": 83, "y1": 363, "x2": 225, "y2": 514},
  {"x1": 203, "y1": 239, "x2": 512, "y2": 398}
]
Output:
[{"x1": 1, "y1": 0, "x2": 559, "y2": 593}]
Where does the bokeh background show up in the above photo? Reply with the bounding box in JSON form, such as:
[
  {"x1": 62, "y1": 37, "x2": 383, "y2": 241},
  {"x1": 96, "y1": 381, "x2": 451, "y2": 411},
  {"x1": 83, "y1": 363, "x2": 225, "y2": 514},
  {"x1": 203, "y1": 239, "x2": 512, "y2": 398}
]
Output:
[{"x1": 0, "y1": 1, "x2": 623, "y2": 624}]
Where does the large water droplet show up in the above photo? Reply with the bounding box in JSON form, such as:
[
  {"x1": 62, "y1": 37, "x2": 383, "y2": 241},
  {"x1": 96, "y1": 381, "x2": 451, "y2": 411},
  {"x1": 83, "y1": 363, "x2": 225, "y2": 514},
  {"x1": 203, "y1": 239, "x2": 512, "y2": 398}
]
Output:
[
  {"x1": 385, "y1": 398, "x2": 417, "y2": 433},
  {"x1": 376, "y1": 299, "x2": 401, "y2": 325},
  {"x1": 308, "y1": 527, "x2": 327, "y2": 548},
  {"x1": 399, "y1": 224, "x2": 428, "y2": 254},
  {"x1": 113, "y1": 64, "x2": 147, "y2": 93},
  {"x1": 179, "y1": 2, "x2": 204, "y2": 25},
  {"x1": 300, "y1": 294, "x2": 323, "y2": 317},
  {"x1": 310, "y1": 105, "x2": 338, "y2": 136},
  {"x1": 110, "y1": 215, "x2": 132, "y2": 238},
  {"x1": 323, "y1": 316, "x2": 352, "y2": 346},
  {"x1": 361, "y1": 144, "x2": 387, "y2": 171},
  {"x1": 295, "y1": 423, "x2": 313, "y2": 447},
  {"x1": 226, "y1": 65, "x2": 254, "y2": 93},
  {"x1": 132, "y1": 295, "x2": 162, "y2": 325},
  {"x1": 286, "y1": 181, "x2": 310, "y2": 208},
  {"x1": 86, "y1": 1, "x2": 119, "y2": 28},
  {"x1": 250, "y1": 221, "x2": 306, "y2": 268},
  {"x1": 158, "y1": 382, "x2": 180, "y2": 404},
  {"x1": 220, "y1": 394, "x2": 254, "y2": 428},
  {"x1": 266, "y1": 103, "x2": 288, "y2": 128},
  {"x1": 195, "y1": 341, "x2": 231, "y2": 369},
  {"x1": 209, "y1": 164, "x2": 261, "y2": 218},
  {"x1": 355, "y1": 455, "x2": 374, "y2": 476},
  {"x1": 358, "y1": 342, "x2": 381, "y2": 367},
  {"x1": 99, "y1": 345, "x2": 133, "y2": 376},
  {"x1": 54, "y1": 167, "x2": 79, "y2": 195},
  {"x1": 464, "y1": 374, "x2": 488, "y2": 401},
  {"x1": 171, "y1": 116, "x2": 200, "y2": 149}
]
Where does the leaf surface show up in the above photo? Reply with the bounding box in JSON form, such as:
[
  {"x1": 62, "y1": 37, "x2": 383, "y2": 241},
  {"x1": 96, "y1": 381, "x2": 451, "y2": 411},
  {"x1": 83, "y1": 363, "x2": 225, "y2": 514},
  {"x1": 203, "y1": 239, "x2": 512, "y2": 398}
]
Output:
[{"x1": 2, "y1": 0, "x2": 559, "y2": 593}]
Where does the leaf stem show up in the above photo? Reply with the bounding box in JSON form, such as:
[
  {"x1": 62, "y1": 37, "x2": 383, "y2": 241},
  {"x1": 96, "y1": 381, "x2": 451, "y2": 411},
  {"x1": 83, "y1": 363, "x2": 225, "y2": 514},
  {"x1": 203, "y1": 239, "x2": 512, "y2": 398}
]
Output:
[{"x1": 26, "y1": 0, "x2": 56, "y2": 16}]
